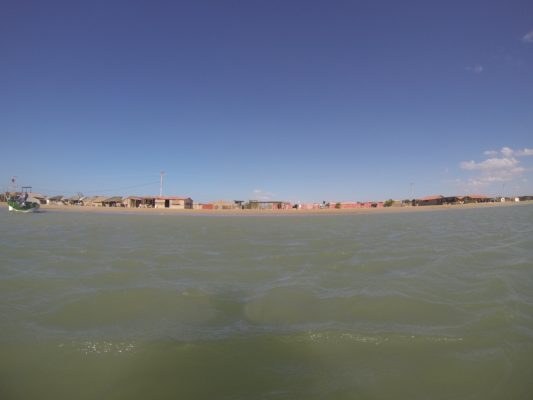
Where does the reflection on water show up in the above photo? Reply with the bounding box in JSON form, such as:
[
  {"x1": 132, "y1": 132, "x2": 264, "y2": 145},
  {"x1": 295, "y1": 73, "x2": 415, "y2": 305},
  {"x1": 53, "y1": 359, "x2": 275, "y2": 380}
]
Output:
[{"x1": 1, "y1": 205, "x2": 532, "y2": 399}]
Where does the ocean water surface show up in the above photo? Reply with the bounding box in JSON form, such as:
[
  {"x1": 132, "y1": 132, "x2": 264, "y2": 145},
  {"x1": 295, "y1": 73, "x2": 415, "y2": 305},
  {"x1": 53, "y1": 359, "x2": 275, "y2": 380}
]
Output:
[{"x1": 0, "y1": 205, "x2": 532, "y2": 399}]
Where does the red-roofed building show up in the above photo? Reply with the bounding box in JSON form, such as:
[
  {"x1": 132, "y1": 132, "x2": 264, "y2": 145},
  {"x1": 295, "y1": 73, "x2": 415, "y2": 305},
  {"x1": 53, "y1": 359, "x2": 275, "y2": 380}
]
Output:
[{"x1": 416, "y1": 195, "x2": 444, "y2": 206}]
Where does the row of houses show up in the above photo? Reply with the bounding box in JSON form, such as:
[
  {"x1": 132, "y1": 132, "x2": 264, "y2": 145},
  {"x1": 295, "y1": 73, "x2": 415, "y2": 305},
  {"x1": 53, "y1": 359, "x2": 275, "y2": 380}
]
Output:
[
  {"x1": 2, "y1": 193, "x2": 383, "y2": 210},
  {"x1": 63, "y1": 195, "x2": 194, "y2": 209},
  {"x1": 0, "y1": 193, "x2": 193, "y2": 209},
  {"x1": 200, "y1": 201, "x2": 385, "y2": 210},
  {"x1": 414, "y1": 194, "x2": 533, "y2": 206},
  {"x1": 4, "y1": 191, "x2": 532, "y2": 210}
]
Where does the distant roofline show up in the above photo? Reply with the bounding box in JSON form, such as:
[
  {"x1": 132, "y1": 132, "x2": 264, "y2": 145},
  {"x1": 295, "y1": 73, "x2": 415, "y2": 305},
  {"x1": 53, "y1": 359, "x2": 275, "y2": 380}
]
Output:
[{"x1": 125, "y1": 196, "x2": 191, "y2": 200}]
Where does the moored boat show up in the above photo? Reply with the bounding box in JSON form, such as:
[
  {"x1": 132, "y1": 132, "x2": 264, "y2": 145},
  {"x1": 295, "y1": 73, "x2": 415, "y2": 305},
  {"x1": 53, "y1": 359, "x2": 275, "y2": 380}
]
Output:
[{"x1": 7, "y1": 196, "x2": 40, "y2": 213}]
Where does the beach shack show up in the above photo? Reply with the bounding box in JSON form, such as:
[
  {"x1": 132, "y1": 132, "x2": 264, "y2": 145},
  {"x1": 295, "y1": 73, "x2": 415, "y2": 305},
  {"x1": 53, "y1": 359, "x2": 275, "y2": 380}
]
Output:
[
  {"x1": 124, "y1": 196, "x2": 156, "y2": 208},
  {"x1": 102, "y1": 196, "x2": 123, "y2": 207},
  {"x1": 462, "y1": 195, "x2": 492, "y2": 204},
  {"x1": 125, "y1": 196, "x2": 142, "y2": 208},
  {"x1": 208, "y1": 200, "x2": 244, "y2": 210},
  {"x1": 416, "y1": 195, "x2": 444, "y2": 206},
  {"x1": 79, "y1": 196, "x2": 94, "y2": 206},
  {"x1": 46, "y1": 195, "x2": 64, "y2": 205},
  {"x1": 333, "y1": 202, "x2": 358, "y2": 209},
  {"x1": 247, "y1": 200, "x2": 291, "y2": 210},
  {"x1": 66, "y1": 194, "x2": 84, "y2": 206},
  {"x1": 154, "y1": 196, "x2": 193, "y2": 209},
  {"x1": 85, "y1": 196, "x2": 108, "y2": 207}
]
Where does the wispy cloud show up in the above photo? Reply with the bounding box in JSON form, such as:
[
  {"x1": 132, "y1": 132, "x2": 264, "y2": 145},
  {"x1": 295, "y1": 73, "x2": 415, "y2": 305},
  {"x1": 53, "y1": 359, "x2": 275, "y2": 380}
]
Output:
[
  {"x1": 516, "y1": 148, "x2": 533, "y2": 156},
  {"x1": 522, "y1": 30, "x2": 533, "y2": 43},
  {"x1": 466, "y1": 65, "x2": 484, "y2": 74},
  {"x1": 501, "y1": 146, "x2": 514, "y2": 157},
  {"x1": 458, "y1": 146, "x2": 533, "y2": 191},
  {"x1": 252, "y1": 188, "x2": 275, "y2": 201},
  {"x1": 478, "y1": 147, "x2": 533, "y2": 159},
  {"x1": 460, "y1": 157, "x2": 518, "y2": 171}
]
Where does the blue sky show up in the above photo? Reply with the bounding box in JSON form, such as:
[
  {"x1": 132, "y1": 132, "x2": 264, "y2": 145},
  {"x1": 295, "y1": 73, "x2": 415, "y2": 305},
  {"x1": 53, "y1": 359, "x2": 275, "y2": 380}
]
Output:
[{"x1": 1, "y1": 0, "x2": 532, "y2": 202}]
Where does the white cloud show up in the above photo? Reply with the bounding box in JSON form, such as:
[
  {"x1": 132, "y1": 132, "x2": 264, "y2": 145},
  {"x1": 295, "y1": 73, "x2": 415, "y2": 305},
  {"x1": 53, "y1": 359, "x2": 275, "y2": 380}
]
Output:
[
  {"x1": 457, "y1": 146, "x2": 533, "y2": 194},
  {"x1": 466, "y1": 65, "x2": 484, "y2": 74},
  {"x1": 500, "y1": 146, "x2": 514, "y2": 157},
  {"x1": 455, "y1": 169, "x2": 525, "y2": 191},
  {"x1": 460, "y1": 157, "x2": 518, "y2": 170},
  {"x1": 480, "y1": 146, "x2": 533, "y2": 158},
  {"x1": 522, "y1": 30, "x2": 533, "y2": 43},
  {"x1": 515, "y1": 148, "x2": 533, "y2": 157}
]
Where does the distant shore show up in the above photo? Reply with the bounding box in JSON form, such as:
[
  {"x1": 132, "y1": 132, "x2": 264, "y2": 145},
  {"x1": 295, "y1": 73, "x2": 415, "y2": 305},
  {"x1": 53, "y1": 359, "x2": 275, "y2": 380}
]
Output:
[{"x1": 2, "y1": 201, "x2": 531, "y2": 216}]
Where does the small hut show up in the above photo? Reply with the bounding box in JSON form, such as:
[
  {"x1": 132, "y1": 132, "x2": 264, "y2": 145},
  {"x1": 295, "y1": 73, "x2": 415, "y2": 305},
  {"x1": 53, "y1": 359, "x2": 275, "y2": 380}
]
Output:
[
  {"x1": 85, "y1": 196, "x2": 107, "y2": 207},
  {"x1": 66, "y1": 194, "x2": 84, "y2": 206},
  {"x1": 47, "y1": 195, "x2": 65, "y2": 205},
  {"x1": 102, "y1": 196, "x2": 123, "y2": 207},
  {"x1": 246, "y1": 200, "x2": 291, "y2": 210},
  {"x1": 416, "y1": 195, "x2": 444, "y2": 206},
  {"x1": 154, "y1": 196, "x2": 193, "y2": 209}
]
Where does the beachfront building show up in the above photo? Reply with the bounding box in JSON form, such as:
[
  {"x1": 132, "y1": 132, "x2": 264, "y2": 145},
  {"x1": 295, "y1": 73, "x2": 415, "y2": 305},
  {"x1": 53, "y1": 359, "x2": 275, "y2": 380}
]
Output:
[
  {"x1": 154, "y1": 196, "x2": 193, "y2": 209},
  {"x1": 205, "y1": 200, "x2": 242, "y2": 210},
  {"x1": 329, "y1": 202, "x2": 357, "y2": 209},
  {"x1": 84, "y1": 196, "x2": 108, "y2": 207},
  {"x1": 210, "y1": 200, "x2": 229, "y2": 210},
  {"x1": 246, "y1": 200, "x2": 292, "y2": 210},
  {"x1": 417, "y1": 194, "x2": 493, "y2": 206},
  {"x1": 102, "y1": 196, "x2": 123, "y2": 207},
  {"x1": 80, "y1": 196, "x2": 95, "y2": 206},
  {"x1": 46, "y1": 195, "x2": 65, "y2": 205},
  {"x1": 124, "y1": 196, "x2": 192, "y2": 209},
  {"x1": 125, "y1": 196, "x2": 153, "y2": 208},
  {"x1": 299, "y1": 203, "x2": 324, "y2": 210},
  {"x1": 461, "y1": 195, "x2": 493, "y2": 204},
  {"x1": 66, "y1": 194, "x2": 84, "y2": 205},
  {"x1": 330, "y1": 202, "x2": 382, "y2": 209},
  {"x1": 416, "y1": 195, "x2": 444, "y2": 206}
]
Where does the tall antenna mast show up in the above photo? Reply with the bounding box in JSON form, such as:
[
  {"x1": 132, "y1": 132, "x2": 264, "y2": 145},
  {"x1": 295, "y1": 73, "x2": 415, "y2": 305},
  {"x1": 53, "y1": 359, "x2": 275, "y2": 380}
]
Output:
[{"x1": 160, "y1": 171, "x2": 165, "y2": 197}]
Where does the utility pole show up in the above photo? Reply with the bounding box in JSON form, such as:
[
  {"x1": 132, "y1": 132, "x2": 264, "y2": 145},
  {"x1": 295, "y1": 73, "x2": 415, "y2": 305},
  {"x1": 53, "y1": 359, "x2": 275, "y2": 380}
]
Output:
[{"x1": 160, "y1": 171, "x2": 165, "y2": 197}]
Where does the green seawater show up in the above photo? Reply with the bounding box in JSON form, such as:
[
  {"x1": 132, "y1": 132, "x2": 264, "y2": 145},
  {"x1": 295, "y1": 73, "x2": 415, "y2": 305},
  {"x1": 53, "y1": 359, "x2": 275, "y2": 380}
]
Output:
[{"x1": 1, "y1": 205, "x2": 532, "y2": 399}]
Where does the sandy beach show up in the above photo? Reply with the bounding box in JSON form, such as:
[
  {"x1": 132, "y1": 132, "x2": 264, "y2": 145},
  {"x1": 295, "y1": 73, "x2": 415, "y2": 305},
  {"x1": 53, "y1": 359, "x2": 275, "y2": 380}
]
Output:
[{"x1": 3, "y1": 200, "x2": 530, "y2": 216}]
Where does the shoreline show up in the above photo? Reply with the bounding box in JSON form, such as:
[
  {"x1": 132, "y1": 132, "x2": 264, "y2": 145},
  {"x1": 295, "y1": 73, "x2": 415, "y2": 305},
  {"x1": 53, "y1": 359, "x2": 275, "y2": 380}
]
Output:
[{"x1": 2, "y1": 201, "x2": 531, "y2": 216}]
